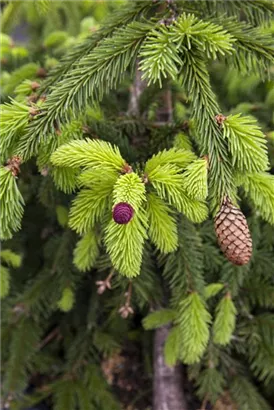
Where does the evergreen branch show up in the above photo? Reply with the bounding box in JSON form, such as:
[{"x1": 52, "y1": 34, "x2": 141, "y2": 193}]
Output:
[
  {"x1": 204, "y1": 0, "x2": 274, "y2": 26},
  {"x1": 182, "y1": 158, "x2": 208, "y2": 200},
  {"x1": 204, "y1": 283, "x2": 224, "y2": 300},
  {"x1": 164, "y1": 217, "x2": 205, "y2": 304},
  {"x1": 69, "y1": 187, "x2": 112, "y2": 235},
  {"x1": 164, "y1": 326, "x2": 181, "y2": 367},
  {"x1": 196, "y1": 368, "x2": 225, "y2": 405},
  {"x1": 230, "y1": 376, "x2": 271, "y2": 410},
  {"x1": 0, "y1": 167, "x2": 24, "y2": 240},
  {"x1": 179, "y1": 50, "x2": 235, "y2": 212},
  {"x1": 245, "y1": 279, "x2": 274, "y2": 308},
  {"x1": 171, "y1": 13, "x2": 235, "y2": 58},
  {"x1": 41, "y1": 1, "x2": 154, "y2": 90},
  {"x1": 3, "y1": 318, "x2": 42, "y2": 394},
  {"x1": 176, "y1": 292, "x2": 211, "y2": 364},
  {"x1": 3, "y1": 63, "x2": 39, "y2": 96},
  {"x1": 148, "y1": 163, "x2": 208, "y2": 222},
  {"x1": 73, "y1": 230, "x2": 99, "y2": 272},
  {"x1": 236, "y1": 172, "x2": 274, "y2": 224},
  {"x1": 0, "y1": 249, "x2": 22, "y2": 268},
  {"x1": 221, "y1": 19, "x2": 274, "y2": 76},
  {"x1": 0, "y1": 99, "x2": 32, "y2": 162},
  {"x1": 19, "y1": 21, "x2": 155, "y2": 158},
  {"x1": 140, "y1": 13, "x2": 234, "y2": 85},
  {"x1": 51, "y1": 139, "x2": 126, "y2": 171},
  {"x1": 244, "y1": 314, "x2": 274, "y2": 384},
  {"x1": 113, "y1": 172, "x2": 146, "y2": 210},
  {"x1": 53, "y1": 380, "x2": 77, "y2": 410},
  {"x1": 105, "y1": 210, "x2": 148, "y2": 278},
  {"x1": 146, "y1": 192, "x2": 178, "y2": 253},
  {"x1": 57, "y1": 287, "x2": 75, "y2": 312},
  {"x1": 139, "y1": 25, "x2": 183, "y2": 86},
  {"x1": 51, "y1": 167, "x2": 79, "y2": 194},
  {"x1": 213, "y1": 293, "x2": 237, "y2": 345},
  {"x1": 223, "y1": 114, "x2": 269, "y2": 172},
  {"x1": 1, "y1": 265, "x2": 10, "y2": 299},
  {"x1": 145, "y1": 147, "x2": 196, "y2": 174},
  {"x1": 143, "y1": 309, "x2": 176, "y2": 330}
]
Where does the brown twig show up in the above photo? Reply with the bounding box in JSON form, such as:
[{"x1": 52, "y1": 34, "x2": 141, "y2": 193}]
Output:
[
  {"x1": 5, "y1": 156, "x2": 21, "y2": 177},
  {"x1": 200, "y1": 394, "x2": 209, "y2": 410},
  {"x1": 38, "y1": 327, "x2": 60, "y2": 350},
  {"x1": 96, "y1": 269, "x2": 115, "y2": 295}
]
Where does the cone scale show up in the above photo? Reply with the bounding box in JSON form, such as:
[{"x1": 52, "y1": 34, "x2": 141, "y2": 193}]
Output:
[
  {"x1": 112, "y1": 202, "x2": 134, "y2": 224},
  {"x1": 215, "y1": 197, "x2": 252, "y2": 265}
]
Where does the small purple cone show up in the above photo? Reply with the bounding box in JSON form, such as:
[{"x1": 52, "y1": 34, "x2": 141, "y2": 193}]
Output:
[{"x1": 112, "y1": 202, "x2": 134, "y2": 224}]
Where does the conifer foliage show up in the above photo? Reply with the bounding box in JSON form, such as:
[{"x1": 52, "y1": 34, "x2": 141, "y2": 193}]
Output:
[{"x1": 1, "y1": 1, "x2": 274, "y2": 409}]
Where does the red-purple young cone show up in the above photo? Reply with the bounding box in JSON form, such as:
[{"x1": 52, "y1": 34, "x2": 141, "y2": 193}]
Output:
[{"x1": 112, "y1": 202, "x2": 134, "y2": 224}]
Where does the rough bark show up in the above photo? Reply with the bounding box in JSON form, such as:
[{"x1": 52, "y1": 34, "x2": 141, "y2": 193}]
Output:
[{"x1": 153, "y1": 324, "x2": 188, "y2": 410}]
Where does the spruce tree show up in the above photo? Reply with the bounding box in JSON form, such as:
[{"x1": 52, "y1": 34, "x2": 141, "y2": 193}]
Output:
[{"x1": 1, "y1": 1, "x2": 274, "y2": 410}]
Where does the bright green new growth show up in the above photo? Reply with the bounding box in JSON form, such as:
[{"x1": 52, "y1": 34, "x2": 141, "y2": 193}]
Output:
[
  {"x1": 73, "y1": 230, "x2": 99, "y2": 272},
  {"x1": 213, "y1": 294, "x2": 237, "y2": 345},
  {"x1": 105, "y1": 211, "x2": 148, "y2": 278},
  {"x1": 142, "y1": 309, "x2": 176, "y2": 330},
  {"x1": 1, "y1": 265, "x2": 10, "y2": 299},
  {"x1": 69, "y1": 188, "x2": 111, "y2": 235},
  {"x1": 164, "y1": 326, "x2": 181, "y2": 367},
  {"x1": 52, "y1": 167, "x2": 79, "y2": 194},
  {"x1": 204, "y1": 283, "x2": 224, "y2": 300},
  {"x1": 223, "y1": 114, "x2": 269, "y2": 172},
  {"x1": 50, "y1": 139, "x2": 209, "y2": 276},
  {"x1": 0, "y1": 167, "x2": 24, "y2": 240},
  {"x1": 182, "y1": 158, "x2": 208, "y2": 200},
  {"x1": 0, "y1": 249, "x2": 22, "y2": 268},
  {"x1": 176, "y1": 292, "x2": 211, "y2": 364},
  {"x1": 51, "y1": 139, "x2": 126, "y2": 171},
  {"x1": 148, "y1": 164, "x2": 208, "y2": 223},
  {"x1": 145, "y1": 147, "x2": 196, "y2": 174},
  {"x1": 0, "y1": 99, "x2": 31, "y2": 161},
  {"x1": 140, "y1": 13, "x2": 234, "y2": 86},
  {"x1": 0, "y1": 249, "x2": 22, "y2": 298},
  {"x1": 146, "y1": 193, "x2": 178, "y2": 253},
  {"x1": 57, "y1": 287, "x2": 75, "y2": 312},
  {"x1": 113, "y1": 172, "x2": 146, "y2": 210},
  {"x1": 236, "y1": 172, "x2": 274, "y2": 224}
]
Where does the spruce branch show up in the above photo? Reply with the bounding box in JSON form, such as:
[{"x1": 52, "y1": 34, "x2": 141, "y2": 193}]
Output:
[
  {"x1": 19, "y1": 20, "x2": 155, "y2": 158},
  {"x1": 73, "y1": 230, "x2": 99, "y2": 272},
  {"x1": 146, "y1": 192, "x2": 178, "y2": 253},
  {"x1": 51, "y1": 139, "x2": 126, "y2": 171},
  {"x1": 41, "y1": 1, "x2": 155, "y2": 91},
  {"x1": 223, "y1": 114, "x2": 269, "y2": 172},
  {"x1": 236, "y1": 172, "x2": 274, "y2": 224},
  {"x1": 176, "y1": 292, "x2": 211, "y2": 364},
  {"x1": 0, "y1": 165, "x2": 24, "y2": 240},
  {"x1": 213, "y1": 292, "x2": 237, "y2": 345},
  {"x1": 105, "y1": 209, "x2": 148, "y2": 278}
]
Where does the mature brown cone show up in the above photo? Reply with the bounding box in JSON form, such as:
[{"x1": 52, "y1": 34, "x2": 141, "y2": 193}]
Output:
[{"x1": 214, "y1": 197, "x2": 252, "y2": 265}]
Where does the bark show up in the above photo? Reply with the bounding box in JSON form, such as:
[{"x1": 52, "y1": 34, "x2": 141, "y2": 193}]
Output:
[
  {"x1": 127, "y1": 59, "x2": 147, "y2": 116},
  {"x1": 156, "y1": 88, "x2": 173, "y2": 124},
  {"x1": 153, "y1": 88, "x2": 188, "y2": 410},
  {"x1": 153, "y1": 324, "x2": 188, "y2": 410}
]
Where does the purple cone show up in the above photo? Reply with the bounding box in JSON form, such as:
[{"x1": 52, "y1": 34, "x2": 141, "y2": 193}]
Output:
[{"x1": 112, "y1": 202, "x2": 134, "y2": 224}]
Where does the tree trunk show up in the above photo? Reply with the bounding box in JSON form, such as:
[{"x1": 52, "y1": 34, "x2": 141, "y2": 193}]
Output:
[{"x1": 153, "y1": 324, "x2": 188, "y2": 410}]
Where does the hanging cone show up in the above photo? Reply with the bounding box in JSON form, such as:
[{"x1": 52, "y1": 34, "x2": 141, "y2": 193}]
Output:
[
  {"x1": 214, "y1": 197, "x2": 252, "y2": 265},
  {"x1": 112, "y1": 202, "x2": 134, "y2": 224}
]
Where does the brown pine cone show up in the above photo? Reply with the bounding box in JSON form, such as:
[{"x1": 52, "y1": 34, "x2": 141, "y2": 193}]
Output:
[{"x1": 215, "y1": 197, "x2": 252, "y2": 265}]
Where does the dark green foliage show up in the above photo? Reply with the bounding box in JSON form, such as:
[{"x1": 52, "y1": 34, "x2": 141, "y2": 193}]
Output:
[{"x1": 1, "y1": 1, "x2": 274, "y2": 410}]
